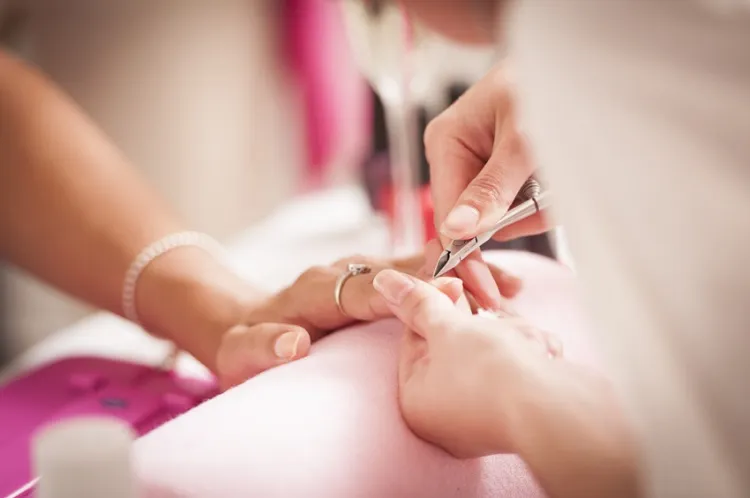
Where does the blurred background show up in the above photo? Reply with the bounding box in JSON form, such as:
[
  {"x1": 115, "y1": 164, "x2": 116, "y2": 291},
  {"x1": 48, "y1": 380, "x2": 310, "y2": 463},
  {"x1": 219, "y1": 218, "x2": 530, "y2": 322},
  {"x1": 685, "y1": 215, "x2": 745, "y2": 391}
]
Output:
[{"x1": 0, "y1": 0, "x2": 558, "y2": 361}]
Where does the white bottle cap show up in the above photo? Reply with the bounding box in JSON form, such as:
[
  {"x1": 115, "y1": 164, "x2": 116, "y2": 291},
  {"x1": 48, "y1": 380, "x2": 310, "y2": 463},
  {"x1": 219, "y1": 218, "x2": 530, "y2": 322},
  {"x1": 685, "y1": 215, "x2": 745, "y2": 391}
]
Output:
[{"x1": 32, "y1": 417, "x2": 138, "y2": 498}]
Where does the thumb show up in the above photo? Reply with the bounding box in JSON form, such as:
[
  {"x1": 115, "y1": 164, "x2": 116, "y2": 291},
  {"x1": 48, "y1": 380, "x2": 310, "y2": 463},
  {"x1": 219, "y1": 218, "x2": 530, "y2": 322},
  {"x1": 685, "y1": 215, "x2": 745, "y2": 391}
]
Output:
[
  {"x1": 441, "y1": 127, "x2": 533, "y2": 240},
  {"x1": 373, "y1": 269, "x2": 461, "y2": 337},
  {"x1": 432, "y1": 277, "x2": 465, "y2": 304},
  {"x1": 216, "y1": 323, "x2": 311, "y2": 391}
]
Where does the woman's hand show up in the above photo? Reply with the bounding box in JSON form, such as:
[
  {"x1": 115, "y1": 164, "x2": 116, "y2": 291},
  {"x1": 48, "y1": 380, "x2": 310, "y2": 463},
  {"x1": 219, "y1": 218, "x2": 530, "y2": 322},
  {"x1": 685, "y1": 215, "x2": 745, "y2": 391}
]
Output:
[
  {"x1": 427, "y1": 64, "x2": 550, "y2": 244},
  {"x1": 373, "y1": 269, "x2": 639, "y2": 498},
  {"x1": 215, "y1": 254, "x2": 424, "y2": 388},
  {"x1": 425, "y1": 65, "x2": 554, "y2": 309},
  {"x1": 373, "y1": 269, "x2": 560, "y2": 458},
  {"x1": 215, "y1": 250, "x2": 520, "y2": 390}
]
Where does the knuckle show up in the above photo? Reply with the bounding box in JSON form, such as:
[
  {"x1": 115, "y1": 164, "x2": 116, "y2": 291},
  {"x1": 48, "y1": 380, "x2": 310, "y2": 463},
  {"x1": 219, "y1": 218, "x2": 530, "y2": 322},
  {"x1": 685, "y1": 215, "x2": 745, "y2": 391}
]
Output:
[
  {"x1": 467, "y1": 174, "x2": 513, "y2": 209},
  {"x1": 423, "y1": 115, "x2": 454, "y2": 164},
  {"x1": 500, "y1": 126, "x2": 528, "y2": 158},
  {"x1": 424, "y1": 116, "x2": 447, "y2": 149},
  {"x1": 298, "y1": 265, "x2": 328, "y2": 282}
]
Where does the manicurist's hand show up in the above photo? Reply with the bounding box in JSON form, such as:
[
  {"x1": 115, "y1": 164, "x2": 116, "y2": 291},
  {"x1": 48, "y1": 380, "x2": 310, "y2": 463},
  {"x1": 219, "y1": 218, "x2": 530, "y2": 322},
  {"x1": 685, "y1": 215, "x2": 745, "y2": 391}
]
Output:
[
  {"x1": 372, "y1": 268, "x2": 560, "y2": 458},
  {"x1": 373, "y1": 269, "x2": 640, "y2": 498},
  {"x1": 425, "y1": 64, "x2": 554, "y2": 309}
]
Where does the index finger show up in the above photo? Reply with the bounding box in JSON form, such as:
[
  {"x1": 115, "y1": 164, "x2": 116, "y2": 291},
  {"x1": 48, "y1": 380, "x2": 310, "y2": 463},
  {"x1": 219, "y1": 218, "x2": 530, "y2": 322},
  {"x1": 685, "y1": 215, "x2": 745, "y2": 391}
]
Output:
[
  {"x1": 427, "y1": 116, "x2": 492, "y2": 250},
  {"x1": 373, "y1": 270, "x2": 461, "y2": 337},
  {"x1": 426, "y1": 72, "x2": 506, "y2": 242},
  {"x1": 422, "y1": 238, "x2": 504, "y2": 310},
  {"x1": 454, "y1": 250, "x2": 505, "y2": 310}
]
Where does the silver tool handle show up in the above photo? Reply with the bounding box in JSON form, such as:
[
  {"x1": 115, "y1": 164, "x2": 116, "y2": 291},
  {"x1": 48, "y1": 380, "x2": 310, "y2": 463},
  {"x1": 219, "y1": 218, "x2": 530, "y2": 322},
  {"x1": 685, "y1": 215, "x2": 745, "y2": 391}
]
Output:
[
  {"x1": 518, "y1": 178, "x2": 542, "y2": 202},
  {"x1": 438, "y1": 180, "x2": 551, "y2": 275},
  {"x1": 477, "y1": 190, "x2": 551, "y2": 246}
]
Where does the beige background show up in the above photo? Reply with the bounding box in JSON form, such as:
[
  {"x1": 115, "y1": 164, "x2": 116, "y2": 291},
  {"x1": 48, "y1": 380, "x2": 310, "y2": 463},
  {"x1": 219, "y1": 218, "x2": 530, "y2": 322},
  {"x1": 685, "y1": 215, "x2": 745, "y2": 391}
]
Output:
[
  {"x1": 0, "y1": 1, "x2": 501, "y2": 359},
  {"x1": 1, "y1": 1, "x2": 303, "y2": 354}
]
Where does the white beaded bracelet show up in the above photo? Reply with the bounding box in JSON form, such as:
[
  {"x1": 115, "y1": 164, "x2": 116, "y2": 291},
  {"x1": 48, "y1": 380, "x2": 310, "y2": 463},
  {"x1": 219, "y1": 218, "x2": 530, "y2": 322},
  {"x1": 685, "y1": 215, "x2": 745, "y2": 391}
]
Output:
[{"x1": 121, "y1": 231, "x2": 226, "y2": 325}]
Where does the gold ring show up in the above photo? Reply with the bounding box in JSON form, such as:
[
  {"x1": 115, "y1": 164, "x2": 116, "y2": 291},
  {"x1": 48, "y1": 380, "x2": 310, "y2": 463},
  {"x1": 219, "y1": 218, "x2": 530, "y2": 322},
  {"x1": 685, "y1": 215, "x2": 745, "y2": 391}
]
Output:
[{"x1": 334, "y1": 263, "x2": 372, "y2": 317}]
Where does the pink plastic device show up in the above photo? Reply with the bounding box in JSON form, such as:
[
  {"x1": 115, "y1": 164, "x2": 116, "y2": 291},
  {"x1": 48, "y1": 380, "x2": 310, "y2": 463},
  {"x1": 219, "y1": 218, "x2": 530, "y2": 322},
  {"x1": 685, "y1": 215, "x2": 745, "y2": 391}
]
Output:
[{"x1": 0, "y1": 356, "x2": 219, "y2": 497}]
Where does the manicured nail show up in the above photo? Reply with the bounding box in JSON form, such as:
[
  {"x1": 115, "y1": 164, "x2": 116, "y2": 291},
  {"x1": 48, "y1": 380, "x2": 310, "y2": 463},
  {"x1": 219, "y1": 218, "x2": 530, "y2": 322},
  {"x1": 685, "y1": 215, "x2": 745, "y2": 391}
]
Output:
[
  {"x1": 274, "y1": 331, "x2": 302, "y2": 360},
  {"x1": 373, "y1": 270, "x2": 415, "y2": 305},
  {"x1": 442, "y1": 205, "x2": 480, "y2": 237},
  {"x1": 443, "y1": 277, "x2": 464, "y2": 296},
  {"x1": 431, "y1": 277, "x2": 464, "y2": 303}
]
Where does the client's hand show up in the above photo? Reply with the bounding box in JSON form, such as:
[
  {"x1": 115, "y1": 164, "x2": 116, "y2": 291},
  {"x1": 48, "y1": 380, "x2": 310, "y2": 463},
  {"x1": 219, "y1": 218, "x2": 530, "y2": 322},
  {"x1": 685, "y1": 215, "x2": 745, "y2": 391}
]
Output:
[
  {"x1": 373, "y1": 269, "x2": 560, "y2": 458},
  {"x1": 217, "y1": 252, "x2": 521, "y2": 389}
]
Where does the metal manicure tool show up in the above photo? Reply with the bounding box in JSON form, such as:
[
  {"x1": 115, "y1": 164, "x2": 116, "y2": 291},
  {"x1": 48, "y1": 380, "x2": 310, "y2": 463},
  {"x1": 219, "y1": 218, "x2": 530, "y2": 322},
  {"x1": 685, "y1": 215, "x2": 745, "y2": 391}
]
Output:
[{"x1": 432, "y1": 178, "x2": 551, "y2": 278}]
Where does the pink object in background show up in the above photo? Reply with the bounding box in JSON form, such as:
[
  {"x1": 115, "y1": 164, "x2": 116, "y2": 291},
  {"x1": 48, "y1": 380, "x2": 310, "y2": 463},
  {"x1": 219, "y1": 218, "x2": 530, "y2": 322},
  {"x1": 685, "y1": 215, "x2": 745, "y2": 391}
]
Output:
[
  {"x1": 135, "y1": 251, "x2": 602, "y2": 498},
  {"x1": 0, "y1": 357, "x2": 218, "y2": 497},
  {"x1": 282, "y1": 0, "x2": 372, "y2": 190}
]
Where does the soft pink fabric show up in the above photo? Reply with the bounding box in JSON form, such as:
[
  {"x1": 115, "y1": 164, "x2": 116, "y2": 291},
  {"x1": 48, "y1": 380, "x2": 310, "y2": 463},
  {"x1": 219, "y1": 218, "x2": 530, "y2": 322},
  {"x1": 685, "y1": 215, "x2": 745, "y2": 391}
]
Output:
[{"x1": 135, "y1": 251, "x2": 600, "y2": 497}]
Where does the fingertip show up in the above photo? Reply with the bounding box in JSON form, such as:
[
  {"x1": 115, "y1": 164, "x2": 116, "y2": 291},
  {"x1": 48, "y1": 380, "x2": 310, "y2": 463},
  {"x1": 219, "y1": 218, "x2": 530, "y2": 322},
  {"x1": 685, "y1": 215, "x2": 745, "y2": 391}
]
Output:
[
  {"x1": 295, "y1": 332, "x2": 312, "y2": 358},
  {"x1": 274, "y1": 326, "x2": 311, "y2": 360},
  {"x1": 431, "y1": 277, "x2": 464, "y2": 303},
  {"x1": 217, "y1": 323, "x2": 314, "y2": 391},
  {"x1": 373, "y1": 269, "x2": 417, "y2": 306},
  {"x1": 457, "y1": 253, "x2": 505, "y2": 310}
]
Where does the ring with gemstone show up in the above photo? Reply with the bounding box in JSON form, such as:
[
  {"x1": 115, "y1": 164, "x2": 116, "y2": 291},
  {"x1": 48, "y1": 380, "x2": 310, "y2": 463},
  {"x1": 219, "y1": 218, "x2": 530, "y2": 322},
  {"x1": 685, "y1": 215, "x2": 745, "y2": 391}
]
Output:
[{"x1": 334, "y1": 263, "x2": 372, "y2": 317}]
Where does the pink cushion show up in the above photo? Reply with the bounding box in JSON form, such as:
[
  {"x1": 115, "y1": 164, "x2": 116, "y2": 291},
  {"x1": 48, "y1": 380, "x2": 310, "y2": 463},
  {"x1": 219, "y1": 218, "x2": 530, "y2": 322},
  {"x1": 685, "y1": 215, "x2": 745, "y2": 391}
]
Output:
[{"x1": 134, "y1": 251, "x2": 599, "y2": 498}]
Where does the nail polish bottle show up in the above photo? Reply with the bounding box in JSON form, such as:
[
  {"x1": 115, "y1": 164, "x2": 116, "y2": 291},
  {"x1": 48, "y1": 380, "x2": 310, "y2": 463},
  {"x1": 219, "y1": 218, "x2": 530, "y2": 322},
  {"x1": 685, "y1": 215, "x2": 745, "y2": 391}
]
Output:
[{"x1": 33, "y1": 417, "x2": 137, "y2": 498}]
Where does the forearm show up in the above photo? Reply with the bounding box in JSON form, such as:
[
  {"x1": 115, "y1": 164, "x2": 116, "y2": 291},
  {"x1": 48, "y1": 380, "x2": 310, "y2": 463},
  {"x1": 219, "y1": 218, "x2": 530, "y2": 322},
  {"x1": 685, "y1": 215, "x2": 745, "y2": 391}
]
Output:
[
  {"x1": 0, "y1": 50, "x2": 264, "y2": 367},
  {"x1": 0, "y1": 49, "x2": 182, "y2": 312},
  {"x1": 503, "y1": 362, "x2": 641, "y2": 498}
]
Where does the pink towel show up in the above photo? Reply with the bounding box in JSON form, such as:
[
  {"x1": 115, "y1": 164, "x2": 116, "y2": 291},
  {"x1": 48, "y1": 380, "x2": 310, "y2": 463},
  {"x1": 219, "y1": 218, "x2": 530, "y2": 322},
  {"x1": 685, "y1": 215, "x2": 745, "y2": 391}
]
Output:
[{"x1": 135, "y1": 251, "x2": 599, "y2": 497}]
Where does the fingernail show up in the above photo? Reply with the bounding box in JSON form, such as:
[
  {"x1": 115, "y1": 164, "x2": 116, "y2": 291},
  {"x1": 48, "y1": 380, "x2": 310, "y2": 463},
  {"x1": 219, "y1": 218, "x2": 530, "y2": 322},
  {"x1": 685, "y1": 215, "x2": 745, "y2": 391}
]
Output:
[
  {"x1": 444, "y1": 277, "x2": 464, "y2": 295},
  {"x1": 373, "y1": 270, "x2": 415, "y2": 305},
  {"x1": 441, "y1": 205, "x2": 480, "y2": 237},
  {"x1": 432, "y1": 277, "x2": 464, "y2": 303},
  {"x1": 274, "y1": 331, "x2": 302, "y2": 360}
]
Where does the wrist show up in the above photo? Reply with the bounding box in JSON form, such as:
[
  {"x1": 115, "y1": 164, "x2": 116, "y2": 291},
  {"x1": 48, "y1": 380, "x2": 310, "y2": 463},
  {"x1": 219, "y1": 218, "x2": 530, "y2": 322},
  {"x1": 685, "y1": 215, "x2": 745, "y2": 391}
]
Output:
[
  {"x1": 135, "y1": 246, "x2": 266, "y2": 372},
  {"x1": 483, "y1": 354, "x2": 549, "y2": 454},
  {"x1": 503, "y1": 361, "x2": 639, "y2": 498}
]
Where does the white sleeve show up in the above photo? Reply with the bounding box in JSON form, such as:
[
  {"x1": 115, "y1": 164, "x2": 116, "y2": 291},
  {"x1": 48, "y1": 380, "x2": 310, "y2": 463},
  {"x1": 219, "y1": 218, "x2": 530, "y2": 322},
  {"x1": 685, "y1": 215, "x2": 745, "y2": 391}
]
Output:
[{"x1": 509, "y1": 1, "x2": 750, "y2": 497}]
